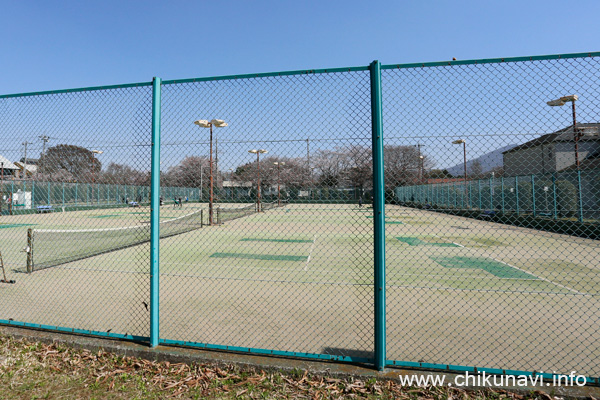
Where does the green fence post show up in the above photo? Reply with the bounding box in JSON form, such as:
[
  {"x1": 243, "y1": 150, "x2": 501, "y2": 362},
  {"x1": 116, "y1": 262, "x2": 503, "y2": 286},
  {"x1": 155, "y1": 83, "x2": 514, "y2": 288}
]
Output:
[
  {"x1": 515, "y1": 176, "x2": 520, "y2": 216},
  {"x1": 489, "y1": 177, "x2": 493, "y2": 209},
  {"x1": 62, "y1": 182, "x2": 65, "y2": 208},
  {"x1": 370, "y1": 60, "x2": 386, "y2": 371},
  {"x1": 32, "y1": 181, "x2": 35, "y2": 208},
  {"x1": 531, "y1": 175, "x2": 536, "y2": 217},
  {"x1": 150, "y1": 77, "x2": 162, "y2": 348},
  {"x1": 552, "y1": 173, "x2": 557, "y2": 220},
  {"x1": 468, "y1": 181, "x2": 472, "y2": 208},
  {"x1": 577, "y1": 170, "x2": 584, "y2": 223},
  {"x1": 501, "y1": 177, "x2": 505, "y2": 213},
  {"x1": 478, "y1": 180, "x2": 482, "y2": 210},
  {"x1": 75, "y1": 183, "x2": 78, "y2": 207}
]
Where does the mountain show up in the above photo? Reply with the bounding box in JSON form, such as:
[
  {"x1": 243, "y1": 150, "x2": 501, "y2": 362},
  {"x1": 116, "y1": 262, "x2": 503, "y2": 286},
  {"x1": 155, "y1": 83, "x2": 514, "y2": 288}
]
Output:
[{"x1": 445, "y1": 144, "x2": 517, "y2": 176}]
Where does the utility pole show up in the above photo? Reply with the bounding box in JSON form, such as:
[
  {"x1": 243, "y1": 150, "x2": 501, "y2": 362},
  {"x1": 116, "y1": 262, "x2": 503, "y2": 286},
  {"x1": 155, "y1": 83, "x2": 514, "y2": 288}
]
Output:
[
  {"x1": 22, "y1": 141, "x2": 33, "y2": 184},
  {"x1": 39, "y1": 134, "x2": 50, "y2": 155},
  {"x1": 306, "y1": 138, "x2": 311, "y2": 183},
  {"x1": 416, "y1": 143, "x2": 425, "y2": 183},
  {"x1": 38, "y1": 135, "x2": 50, "y2": 178}
]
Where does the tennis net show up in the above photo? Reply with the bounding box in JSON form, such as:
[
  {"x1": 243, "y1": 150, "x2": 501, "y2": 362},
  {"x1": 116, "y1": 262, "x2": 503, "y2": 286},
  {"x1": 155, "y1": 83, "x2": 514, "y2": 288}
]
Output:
[
  {"x1": 23, "y1": 209, "x2": 203, "y2": 272},
  {"x1": 216, "y1": 204, "x2": 256, "y2": 224}
]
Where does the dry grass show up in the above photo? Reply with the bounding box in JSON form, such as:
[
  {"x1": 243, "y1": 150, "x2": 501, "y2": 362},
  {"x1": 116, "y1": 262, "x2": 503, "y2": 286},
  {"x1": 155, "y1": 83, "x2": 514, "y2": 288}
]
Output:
[{"x1": 0, "y1": 334, "x2": 556, "y2": 400}]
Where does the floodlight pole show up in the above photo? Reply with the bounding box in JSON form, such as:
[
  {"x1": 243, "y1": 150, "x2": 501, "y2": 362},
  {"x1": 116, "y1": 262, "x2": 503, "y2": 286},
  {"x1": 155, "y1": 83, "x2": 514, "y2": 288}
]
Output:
[
  {"x1": 194, "y1": 119, "x2": 227, "y2": 225},
  {"x1": 571, "y1": 100, "x2": 580, "y2": 169},
  {"x1": 274, "y1": 162, "x2": 285, "y2": 206},
  {"x1": 547, "y1": 95, "x2": 583, "y2": 222},
  {"x1": 452, "y1": 140, "x2": 468, "y2": 207}
]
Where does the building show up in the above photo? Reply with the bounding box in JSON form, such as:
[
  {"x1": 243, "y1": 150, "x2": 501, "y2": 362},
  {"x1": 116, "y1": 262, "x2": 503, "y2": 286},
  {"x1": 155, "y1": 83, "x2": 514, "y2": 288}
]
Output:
[
  {"x1": 0, "y1": 155, "x2": 19, "y2": 179},
  {"x1": 502, "y1": 123, "x2": 600, "y2": 176},
  {"x1": 502, "y1": 123, "x2": 600, "y2": 219},
  {"x1": 13, "y1": 162, "x2": 38, "y2": 179}
]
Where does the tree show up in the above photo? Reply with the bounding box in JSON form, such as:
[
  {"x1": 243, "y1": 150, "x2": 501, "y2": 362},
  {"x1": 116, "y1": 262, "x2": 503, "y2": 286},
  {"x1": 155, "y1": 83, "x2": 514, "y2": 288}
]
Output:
[
  {"x1": 470, "y1": 160, "x2": 483, "y2": 179},
  {"x1": 165, "y1": 156, "x2": 209, "y2": 188},
  {"x1": 39, "y1": 145, "x2": 101, "y2": 183},
  {"x1": 101, "y1": 163, "x2": 148, "y2": 186},
  {"x1": 383, "y1": 145, "x2": 431, "y2": 188},
  {"x1": 426, "y1": 169, "x2": 453, "y2": 179}
]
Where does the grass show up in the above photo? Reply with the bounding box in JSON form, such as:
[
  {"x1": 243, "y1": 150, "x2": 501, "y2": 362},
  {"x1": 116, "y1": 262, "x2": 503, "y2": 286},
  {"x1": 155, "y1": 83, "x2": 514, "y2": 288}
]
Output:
[{"x1": 0, "y1": 334, "x2": 554, "y2": 399}]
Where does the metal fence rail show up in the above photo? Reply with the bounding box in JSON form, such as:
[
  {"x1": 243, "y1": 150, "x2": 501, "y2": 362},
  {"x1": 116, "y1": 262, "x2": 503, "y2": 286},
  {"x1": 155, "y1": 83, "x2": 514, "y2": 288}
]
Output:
[{"x1": 0, "y1": 51, "x2": 599, "y2": 381}]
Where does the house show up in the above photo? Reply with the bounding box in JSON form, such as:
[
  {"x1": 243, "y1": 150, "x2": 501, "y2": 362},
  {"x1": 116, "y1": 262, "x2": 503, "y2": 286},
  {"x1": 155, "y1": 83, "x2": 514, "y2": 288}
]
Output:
[
  {"x1": 502, "y1": 123, "x2": 600, "y2": 219},
  {"x1": 14, "y1": 162, "x2": 38, "y2": 179},
  {"x1": 502, "y1": 123, "x2": 600, "y2": 176},
  {"x1": 0, "y1": 155, "x2": 19, "y2": 179}
]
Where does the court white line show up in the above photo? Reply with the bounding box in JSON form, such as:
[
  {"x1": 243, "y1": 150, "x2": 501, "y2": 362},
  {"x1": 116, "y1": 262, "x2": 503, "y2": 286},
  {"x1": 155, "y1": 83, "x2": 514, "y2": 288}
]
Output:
[
  {"x1": 304, "y1": 234, "x2": 317, "y2": 272},
  {"x1": 430, "y1": 233, "x2": 584, "y2": 295}
]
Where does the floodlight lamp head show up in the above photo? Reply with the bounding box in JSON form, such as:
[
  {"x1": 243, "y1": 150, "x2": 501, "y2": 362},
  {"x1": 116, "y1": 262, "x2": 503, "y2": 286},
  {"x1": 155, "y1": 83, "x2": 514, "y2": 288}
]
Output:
[
  {"x1": 258, "y1": 149, "x2": 268, "y2": 154},
  {"x1": 249, "y1": 149, "x2": 258, "y2": 154},
  {"x1": 194, "y1": 120, "x2": 210, "y2": 128},
  {"x1": 547, "y1": 95, "x2": 578, "y2": 107},
  {"x1": 452, "y1": 139, "x2": 465, "y2": 144},
  {"x1": 92, "y1": 150, "x2": 103, "y2": 154},
  {"x1": 210, "y1": 119, "x2": 228, "y2": 127}
]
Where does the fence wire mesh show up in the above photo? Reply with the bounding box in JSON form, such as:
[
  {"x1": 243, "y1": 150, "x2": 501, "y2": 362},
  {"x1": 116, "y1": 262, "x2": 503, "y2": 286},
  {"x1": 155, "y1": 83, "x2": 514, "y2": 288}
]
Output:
[
  {"x1": 0, "y1": 53, "x2": 599, "y2": 378},
  {"x1": 158, "y1": 70, "x2": 375, "y2": 360},
  {"x1": 0, "y1": 85, "x2": 153, "y2": 338},
  {"x1": 382, "y1": 55, "x2": 600, "y2": 376}
]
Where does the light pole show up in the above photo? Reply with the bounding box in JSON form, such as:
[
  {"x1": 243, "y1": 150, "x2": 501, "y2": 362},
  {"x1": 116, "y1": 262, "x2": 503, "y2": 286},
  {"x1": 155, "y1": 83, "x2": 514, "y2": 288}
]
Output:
[
  {"x1": 91, "y1": 150, "x2": 103, "y2": 181},
  {"x1": 194, "y1": 119, "x2": 228, "y2": 226},
  {"x1": 547, "y1": 95, "x2": 580, "y2": 168},
  {"x1": 273, "y1": 161, "x2": 285, "y2": 206},
  {"x1": 249, "y1": 149, "x2": 268, "y2": 211},
  {"x1": 91, "y1": 150, "x2": 103, "y2": 204},
  {"x1": 547, "y1": 95, "x2": 584, "y2": 222},
  {"x1": 452, "y1": 139, "x2": 468, "y2": 207}
]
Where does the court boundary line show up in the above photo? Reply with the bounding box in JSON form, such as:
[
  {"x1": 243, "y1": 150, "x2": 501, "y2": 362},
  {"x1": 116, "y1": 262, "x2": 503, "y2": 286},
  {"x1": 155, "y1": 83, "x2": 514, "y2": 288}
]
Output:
[
  {"x1": 304, "y1": 234, "x2": 317, "y2": 271},
  {"x1": 429, "y1": 233, "x2": 584, "y2": 295}
]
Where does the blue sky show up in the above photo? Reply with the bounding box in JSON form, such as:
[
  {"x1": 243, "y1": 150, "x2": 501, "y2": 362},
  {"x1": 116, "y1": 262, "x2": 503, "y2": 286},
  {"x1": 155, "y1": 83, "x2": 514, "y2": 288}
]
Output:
[
  {"x1": 1, "y1": 0, "x2": 599, "y2": 94},
  {"x1": 1, "y1": 1, "x2": 599, "y2": 173}
]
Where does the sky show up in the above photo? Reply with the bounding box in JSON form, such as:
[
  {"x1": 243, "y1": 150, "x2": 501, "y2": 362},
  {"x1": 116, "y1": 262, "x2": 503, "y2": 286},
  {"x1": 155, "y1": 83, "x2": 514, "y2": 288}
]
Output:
[
  {"x1": 1, "y1": 0, "x2": 599, "y2": 95},
  {"x1": 1, "y1": 0, "x2": 599, "y2": 173}
]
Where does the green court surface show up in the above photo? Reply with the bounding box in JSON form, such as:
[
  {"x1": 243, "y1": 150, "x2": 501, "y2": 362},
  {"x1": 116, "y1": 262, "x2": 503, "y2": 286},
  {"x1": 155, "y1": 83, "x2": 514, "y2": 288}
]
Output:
[
  {"x1": 396, "y1": 236, "x2": 459, "y2": 247},
  {"x1": 241, "y1": 238, "x2": 314, "y2": 243},
  {"x1": 0, "y1": 223, "x2": 35, "y2": 229},
  {"x1": 430, "y1": 256, "x2": 538, "y2": 279},
  {"x1": 210, "y1": 252, "x2": 308, "y2": 262},
  {"x1": 1, "y1": 203, "x2": 599, "y2": 375}
]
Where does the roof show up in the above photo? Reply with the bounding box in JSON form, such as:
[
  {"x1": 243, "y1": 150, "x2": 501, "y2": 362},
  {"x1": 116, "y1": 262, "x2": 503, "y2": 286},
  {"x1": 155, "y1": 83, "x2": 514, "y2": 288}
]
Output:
[
  {"x1": 14, "y1": 162, "x2": 38, "y2": 173},
  {"x1": 426, "y1": 177, "x2": 465, "y2": 184},
  {"x1": 0, "y1": 155, "x2": 19, "y2": 170},
  {"x1": 222, "y1": 180, "x2": 252, "y2": 188},
  {"x1": 559, "y1": 149, "x2": 600, "y2": 171},
  {"x1": 503, "y1": 123, "x2": 600, "y2": 155}
]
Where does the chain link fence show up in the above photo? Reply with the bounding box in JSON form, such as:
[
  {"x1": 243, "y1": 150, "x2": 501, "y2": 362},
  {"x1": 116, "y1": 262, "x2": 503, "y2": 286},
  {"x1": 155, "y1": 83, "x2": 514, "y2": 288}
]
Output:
[
  {"x1": 382, "y1": 54, "x2": 600, "y2": 378},
  {"x1": 0, "y1": 52, "x2": 599, "y2": 380},
  {"x1": 0, "y1": 84, "x2": 153, "y2": 339}
]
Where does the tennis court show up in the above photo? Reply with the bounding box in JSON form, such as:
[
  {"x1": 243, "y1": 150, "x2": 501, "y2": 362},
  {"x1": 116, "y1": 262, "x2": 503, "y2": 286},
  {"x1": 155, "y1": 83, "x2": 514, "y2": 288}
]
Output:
[{"x1": 1, "y1": 202, "x2": 598, "y2": 374}]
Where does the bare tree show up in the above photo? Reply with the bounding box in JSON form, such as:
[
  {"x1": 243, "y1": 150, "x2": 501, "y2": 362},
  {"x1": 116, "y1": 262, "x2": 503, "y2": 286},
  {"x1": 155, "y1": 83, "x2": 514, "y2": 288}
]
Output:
[
  {"x1": 165, "y1": 156, "x2": 210, "y2": 188},
  {"x1": 383, "y1": 145, "x2": 428, "y2": 188},
  {"x1": 101, "y1": 163, "x2": 148, "y2": 185}
]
